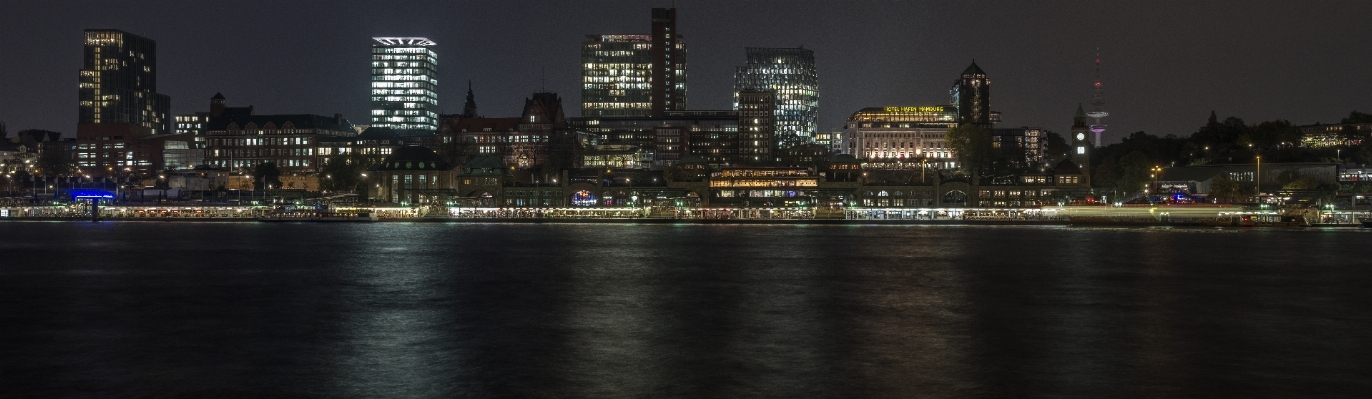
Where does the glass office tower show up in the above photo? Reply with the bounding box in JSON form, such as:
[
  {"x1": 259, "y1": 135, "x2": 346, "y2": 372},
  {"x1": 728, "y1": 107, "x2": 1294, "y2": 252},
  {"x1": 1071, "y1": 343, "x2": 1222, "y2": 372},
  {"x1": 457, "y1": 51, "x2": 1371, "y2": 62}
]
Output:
[
  {"x1": 371, "y1": 37, "x2": 438, "y2": 132},
  {"x1": 79, "y1": 29, "x2": 171, "y2": 135},
  {"x1": 733, "y1": 47, "x2": 818, "y2": 147}
]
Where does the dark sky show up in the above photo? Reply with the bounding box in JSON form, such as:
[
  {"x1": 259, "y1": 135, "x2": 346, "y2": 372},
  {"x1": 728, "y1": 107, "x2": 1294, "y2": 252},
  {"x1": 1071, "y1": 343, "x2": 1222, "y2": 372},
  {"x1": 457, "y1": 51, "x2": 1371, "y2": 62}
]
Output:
[{"x1": 2, "y1": 1, "x2": 1370, "y2": 143}]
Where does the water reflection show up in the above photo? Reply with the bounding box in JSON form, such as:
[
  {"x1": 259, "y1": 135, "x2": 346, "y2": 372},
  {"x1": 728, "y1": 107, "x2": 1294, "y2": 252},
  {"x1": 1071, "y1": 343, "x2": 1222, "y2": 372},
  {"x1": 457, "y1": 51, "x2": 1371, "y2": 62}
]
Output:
[{"x1": 2, "y1": 223, "x2": 1370, "y2": 397}]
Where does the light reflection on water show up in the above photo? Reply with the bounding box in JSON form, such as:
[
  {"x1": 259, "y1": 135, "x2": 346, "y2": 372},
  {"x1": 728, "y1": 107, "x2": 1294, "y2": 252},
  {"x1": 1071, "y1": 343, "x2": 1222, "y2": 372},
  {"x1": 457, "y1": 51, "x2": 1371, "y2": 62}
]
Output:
[{"x1": 0, "y1": 222, "x2": 1369, "y2": 398}]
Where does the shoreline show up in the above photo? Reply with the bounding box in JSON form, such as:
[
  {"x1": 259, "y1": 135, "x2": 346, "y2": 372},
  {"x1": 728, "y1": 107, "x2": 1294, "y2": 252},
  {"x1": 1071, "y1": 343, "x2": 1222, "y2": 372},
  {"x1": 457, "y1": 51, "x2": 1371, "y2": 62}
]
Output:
[{"x1": 1, "y1": 216, "x2": 1364, "y2": 227}]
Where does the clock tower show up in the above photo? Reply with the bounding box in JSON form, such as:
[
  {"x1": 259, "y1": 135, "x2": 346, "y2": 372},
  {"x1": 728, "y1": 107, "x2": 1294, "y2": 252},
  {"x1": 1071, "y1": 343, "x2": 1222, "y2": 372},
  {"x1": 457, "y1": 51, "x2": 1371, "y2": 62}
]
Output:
[{"x1": 1071, "y1": 104, "x2": 1092, "y2": 186}]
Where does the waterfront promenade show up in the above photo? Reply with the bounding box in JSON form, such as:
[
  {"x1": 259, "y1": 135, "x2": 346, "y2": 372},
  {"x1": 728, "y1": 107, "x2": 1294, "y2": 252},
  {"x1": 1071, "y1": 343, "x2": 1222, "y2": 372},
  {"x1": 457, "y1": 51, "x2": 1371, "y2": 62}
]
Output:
[{"x1": 3, "y1": 203, "x2": 1368, "y2": 226}]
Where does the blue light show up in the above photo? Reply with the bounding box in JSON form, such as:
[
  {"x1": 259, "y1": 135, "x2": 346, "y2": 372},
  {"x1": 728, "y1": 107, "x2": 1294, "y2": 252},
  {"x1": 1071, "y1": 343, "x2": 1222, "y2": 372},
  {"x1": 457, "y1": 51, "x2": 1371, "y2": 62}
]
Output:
[{"x1": 66, "y1": 189, "x2": 116, "y2": 199}]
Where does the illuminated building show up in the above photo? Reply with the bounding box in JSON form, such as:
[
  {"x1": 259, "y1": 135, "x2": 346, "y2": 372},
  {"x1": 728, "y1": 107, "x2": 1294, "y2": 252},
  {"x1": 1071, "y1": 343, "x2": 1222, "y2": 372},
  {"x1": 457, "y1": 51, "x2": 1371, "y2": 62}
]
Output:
[
  {"x1": 736, "y1": 90, "x2": 776, "y2": 164},
  {"x1": 950, "y1": 61, "x2": 996, "y2": 126},
  {"x1": 650, "y1": 8, "x2": 686, "y2": 116},
  {"x1": 839, "y1": 106, "x2": 958, "y2": 168},
  {"x1": 370, "y1": 37, "x2": 438, "y2": 132},
  {"x1": 174, "y1": 113, "x2": 209, "y2": 136},
  {"x1": 570, "y1": 110, "x2": 741, "y2": 168},
  {"x1": 708, "y1": 167, "x2": 819, "y2": 207},
  {"x1": 79, "y1": 29, "x2": 171, "y2": 135},
  {"x1": 369, "y1": 145, "x2": 457, "y2": 205},
  {"x1": 581, "y1": 8, "x2": 687, "y2": 117},
  {"x1": 438, "y1": 92, "x2": 567, "y2": 170},
  {"x1": 734, "y1": 47, "x2": 818, "y2": 146},
  {"x1": 203, "y1": 95, "x2": 358, "y2": 173},
  {"x1": 991, "y1": 127, "x2": 1046, "y2": 165},
  {"x1": 1299, "y1": 122, "x2": 1372, "y2": 148}
]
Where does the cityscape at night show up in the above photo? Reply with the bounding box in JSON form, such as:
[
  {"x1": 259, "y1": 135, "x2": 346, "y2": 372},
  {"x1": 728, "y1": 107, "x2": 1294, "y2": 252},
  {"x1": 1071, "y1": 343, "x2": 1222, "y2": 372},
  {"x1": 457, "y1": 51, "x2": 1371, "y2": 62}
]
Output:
[{"x1": 1, "y1": 1, "x2": 1369, "y2": 397}]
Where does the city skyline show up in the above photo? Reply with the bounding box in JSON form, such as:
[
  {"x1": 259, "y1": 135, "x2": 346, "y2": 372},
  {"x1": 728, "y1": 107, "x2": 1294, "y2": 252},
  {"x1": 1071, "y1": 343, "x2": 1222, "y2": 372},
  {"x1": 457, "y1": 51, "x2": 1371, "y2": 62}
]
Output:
[{"x1": 2, "y1": 1, "x2": 1370, "y2": 143}]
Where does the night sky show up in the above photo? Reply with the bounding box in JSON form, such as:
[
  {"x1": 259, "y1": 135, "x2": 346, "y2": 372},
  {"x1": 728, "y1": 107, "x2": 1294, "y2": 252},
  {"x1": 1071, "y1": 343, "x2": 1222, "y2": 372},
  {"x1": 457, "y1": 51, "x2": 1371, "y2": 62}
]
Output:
[{"x1": 2, "y1": 0, "x2": 1369, "y2": 143}]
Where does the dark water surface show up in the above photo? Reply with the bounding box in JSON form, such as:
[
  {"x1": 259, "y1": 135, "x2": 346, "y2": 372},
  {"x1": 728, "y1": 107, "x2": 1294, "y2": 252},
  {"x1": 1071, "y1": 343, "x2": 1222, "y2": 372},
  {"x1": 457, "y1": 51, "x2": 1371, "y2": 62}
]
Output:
[{"x1": 1, "y1": 222, "x2": 1369, "y2": 398}]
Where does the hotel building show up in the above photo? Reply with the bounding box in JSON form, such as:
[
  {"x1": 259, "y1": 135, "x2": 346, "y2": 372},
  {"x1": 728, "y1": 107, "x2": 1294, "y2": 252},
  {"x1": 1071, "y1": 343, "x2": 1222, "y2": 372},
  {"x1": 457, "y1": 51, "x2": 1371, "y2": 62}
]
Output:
[{"x1": 840, "y1": 106, "x2": 959, "y2": 168}]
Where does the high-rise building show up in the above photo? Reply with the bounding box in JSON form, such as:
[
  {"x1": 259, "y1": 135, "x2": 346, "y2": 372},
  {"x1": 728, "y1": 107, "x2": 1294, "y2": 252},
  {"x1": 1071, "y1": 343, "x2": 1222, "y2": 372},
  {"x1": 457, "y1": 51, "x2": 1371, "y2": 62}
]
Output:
[
  {"x1": 650, "y1": 8, "x2": 687, "y2": 117},
  {"x1": 79, "y1": 29, "x2": 171, "y2": 135},
  {"x1": 736, "y1": 90, "x2": 776, "y2": 164},
  {"x1": 370, "y1": 37, "x2": 438, "y2": 132},
  {"x1": 581, "y1": 8, "x2": 687, "y2": 118},
  {"x1": 734, "y1": 47, "x2": 818, "y2": 147},
  {"x1": 950, "y1": 61, "x2": 991, "y2": 126}
]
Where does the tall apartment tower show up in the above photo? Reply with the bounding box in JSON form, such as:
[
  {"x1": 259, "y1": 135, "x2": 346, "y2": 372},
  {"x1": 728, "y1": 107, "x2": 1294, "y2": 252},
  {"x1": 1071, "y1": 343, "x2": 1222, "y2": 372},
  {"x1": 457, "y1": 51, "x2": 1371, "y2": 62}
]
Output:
[
  {"x1": 734, "y1": 47, "x2": 818, "y2": 147},
  {"x1": 950, "y1": 61, "x2": 991, "y2": 126},
  {"x1": 79, "y1": 29, "x2": 171, "y2": 135},
  {"x1": 581, "y1": 8, "x2": 687, "y2": 117},
  {"x1": 370, "y1": 37, "x2": 438, "y2": 132},
  {"x1": 737, "y1": 90, "x2": 777, "y2": 164}
]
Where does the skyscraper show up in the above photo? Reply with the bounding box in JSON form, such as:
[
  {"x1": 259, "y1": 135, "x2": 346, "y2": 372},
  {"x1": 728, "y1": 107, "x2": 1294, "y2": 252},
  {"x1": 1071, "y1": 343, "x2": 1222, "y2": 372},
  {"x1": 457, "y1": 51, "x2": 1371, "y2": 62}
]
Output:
[
  {"x1": 581, "y1": 8, "x2": 687, "y2": 118},
  {"x1": 734, "y1": 47, "x2": 818, "y2": 147},
  {"x1": 370, "y1": 37, "x2": 438, "y2": 132},
  {"x1": 79, "y1": 29, "x2": 171, "y2": 135},
  {"x1": 950, "y1": 61, "x2": 991, "y2": 126}
]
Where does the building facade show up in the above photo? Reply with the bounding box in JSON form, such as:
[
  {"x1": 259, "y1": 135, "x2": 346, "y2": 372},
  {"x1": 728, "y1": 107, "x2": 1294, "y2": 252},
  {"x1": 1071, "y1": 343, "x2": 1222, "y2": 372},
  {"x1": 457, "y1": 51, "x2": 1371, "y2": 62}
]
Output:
[
  {"x1": 203, "y1": 95, "x2": 357, "y2": 173},
  {"x1": 840, "y1": 106, "x2": 958, "y2": 168},
  {"x1": 650, "y1": 8, "x2": 687, "y2": 116},
  {"x1": 581, "y1": 8, "x2": 687, "y2": 118},
  {"x1": 734, "y1": 47, "x2": 818, "y2": 147},
  {"x1": 370, "y1": 37, "x2": 438, "y2": 132},
  {"x1": 79, "y1": 29, "x2": 172, "y2": 135},
  {"x1": 737, "y1": 90, "x2": 777, "y2": 165}
]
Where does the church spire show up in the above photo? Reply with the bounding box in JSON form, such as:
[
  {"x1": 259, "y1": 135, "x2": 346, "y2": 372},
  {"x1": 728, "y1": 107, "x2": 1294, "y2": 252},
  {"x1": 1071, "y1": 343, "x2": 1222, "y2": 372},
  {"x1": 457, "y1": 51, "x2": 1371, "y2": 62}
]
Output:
[{"x1": 462, "y1": 80, "x2": 478, "y2": 118}]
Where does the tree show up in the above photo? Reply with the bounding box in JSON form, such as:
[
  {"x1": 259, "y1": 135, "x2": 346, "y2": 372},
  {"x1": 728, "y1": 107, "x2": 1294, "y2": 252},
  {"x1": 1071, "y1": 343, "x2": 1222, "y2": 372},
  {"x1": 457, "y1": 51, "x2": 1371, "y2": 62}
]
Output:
[
  {"x1": 1117, "y1": 151, "x2": 1154, "y2": 195},
  {"x1": 35, "y1": 143, "x2": 72, "y2": 177},
  {"x1": 945, "y1": 123, "x2": 994, "y2": 173},
  {"x1": 252, "y1": 162, "x2": 282, "y2": 190},
  {"x1": 1209, "y1": 175, "x2": 1241, "y2": 203},
  {"x1": 1340, "y1": 110, "x2": 1372, "y2": 124},
  {"x1": 1093, "y1": 156, "x2": 1121, "y2": 188},
  {"x1": 319, "y1": 152, "x2": 380, "y2": 193},
  {"x1": 1042, "y1": 130, "x2": 1069, "y2": 165}
]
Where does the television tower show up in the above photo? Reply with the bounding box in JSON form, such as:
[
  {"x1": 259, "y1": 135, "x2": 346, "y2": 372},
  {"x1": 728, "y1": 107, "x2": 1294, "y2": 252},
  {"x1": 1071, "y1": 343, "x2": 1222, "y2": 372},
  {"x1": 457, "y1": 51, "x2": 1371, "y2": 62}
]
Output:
[{"x1": 1087, "y1": 49, "x2": 1109, "y2": 147}]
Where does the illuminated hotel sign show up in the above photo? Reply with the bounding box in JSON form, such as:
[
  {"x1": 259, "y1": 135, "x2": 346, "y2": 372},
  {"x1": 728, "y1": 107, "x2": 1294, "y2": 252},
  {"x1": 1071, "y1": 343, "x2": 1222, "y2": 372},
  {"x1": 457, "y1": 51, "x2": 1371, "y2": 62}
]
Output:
[{"x1": 883, "y1": 106, "x2": 946, "y2": 113}]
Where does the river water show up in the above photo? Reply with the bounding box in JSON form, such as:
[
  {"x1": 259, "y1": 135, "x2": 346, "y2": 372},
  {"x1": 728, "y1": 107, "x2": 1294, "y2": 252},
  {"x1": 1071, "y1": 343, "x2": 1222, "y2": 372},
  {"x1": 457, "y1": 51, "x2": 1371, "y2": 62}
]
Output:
[{"x1": 1, "y1": 222, "x2": 1368, "y2": 398}]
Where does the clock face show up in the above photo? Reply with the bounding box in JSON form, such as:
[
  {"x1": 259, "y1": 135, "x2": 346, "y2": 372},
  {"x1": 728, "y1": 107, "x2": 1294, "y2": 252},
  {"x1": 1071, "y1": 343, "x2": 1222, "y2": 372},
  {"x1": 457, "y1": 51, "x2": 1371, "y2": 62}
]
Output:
[{"x1": 1075, "y1": 133, "x2": 1086, "y2": 141}]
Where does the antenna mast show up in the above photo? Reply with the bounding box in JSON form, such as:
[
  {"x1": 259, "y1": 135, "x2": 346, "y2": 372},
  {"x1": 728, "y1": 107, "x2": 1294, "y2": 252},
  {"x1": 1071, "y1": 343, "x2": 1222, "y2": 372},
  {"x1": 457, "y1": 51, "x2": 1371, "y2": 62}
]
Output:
[{"x1": 1086, "y1": 48, "x2": 1109, "y2": 147}]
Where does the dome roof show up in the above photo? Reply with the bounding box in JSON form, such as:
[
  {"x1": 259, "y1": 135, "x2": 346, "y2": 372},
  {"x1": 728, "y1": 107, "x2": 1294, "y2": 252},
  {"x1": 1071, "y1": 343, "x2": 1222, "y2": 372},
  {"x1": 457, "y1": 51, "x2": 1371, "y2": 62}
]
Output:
[{"x1": 374, "y1": 145, "x2": 452, "y2": 171}]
